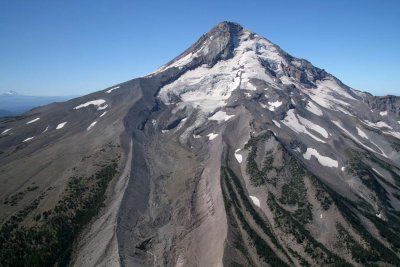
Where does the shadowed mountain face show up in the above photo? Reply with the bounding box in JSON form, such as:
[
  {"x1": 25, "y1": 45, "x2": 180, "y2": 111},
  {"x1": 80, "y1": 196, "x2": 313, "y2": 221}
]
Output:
[{"x1": 1, "y1": 22, "x2": 400, "y2": 267}]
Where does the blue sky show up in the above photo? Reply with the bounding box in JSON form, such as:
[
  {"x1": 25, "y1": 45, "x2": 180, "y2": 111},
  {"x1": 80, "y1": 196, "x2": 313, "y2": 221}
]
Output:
[{"x1": 0, "y1": 0, "x2": 399, "y2": 96}]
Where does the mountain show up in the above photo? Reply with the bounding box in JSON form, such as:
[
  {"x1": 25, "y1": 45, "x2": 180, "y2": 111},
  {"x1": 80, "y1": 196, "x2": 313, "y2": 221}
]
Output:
[
  {"x1": 0, "y1": 91, "x2": 77, "y2": 117},
  {"x1": 0, "y1": 22, "x2": 400, "y2": 266}
]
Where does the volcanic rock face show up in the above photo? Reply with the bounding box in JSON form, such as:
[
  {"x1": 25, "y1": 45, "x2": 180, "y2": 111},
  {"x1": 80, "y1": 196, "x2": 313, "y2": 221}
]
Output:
[{"x1": 1, "y1": 22, "x2": 400, "y2": 267}]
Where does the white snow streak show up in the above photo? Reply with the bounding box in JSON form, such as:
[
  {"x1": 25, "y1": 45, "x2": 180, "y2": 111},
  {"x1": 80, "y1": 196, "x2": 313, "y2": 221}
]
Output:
[
  {"x1": 372, "y1": 168, "x2": 385, "y2": 177},
  {"x1": 362, "y1": 120, "x2": 393, "y2": 130},
  {"x1": 87, "y1": 121, "x2": 97, "y2": 131},
  {"x1": 100, "y1": 111, "x2": 107, "y2": 117},
  {"x1": 1, "y1": 128, "x2": 11, "y2": 135},
  {"x1": 272, "y1": 120, "x2": 281, "y2": 128},
  {"x1": 106, "y1": 86, "x2": 120, "y2": 93},
  {"x1": 23, "y1": 137, "x2": 34, "y2": 142},
  {"x1": 26, "y1": 118, "x2": 40, "y2": 124},
  {"x1": 379, "y1": 111, "x2": 388, "y2": 116}
]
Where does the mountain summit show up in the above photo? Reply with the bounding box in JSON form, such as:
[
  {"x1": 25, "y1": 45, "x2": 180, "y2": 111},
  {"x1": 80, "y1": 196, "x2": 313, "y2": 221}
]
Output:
[{"x1": 0, "y1": 22, "x2": 400, "y2": 267}]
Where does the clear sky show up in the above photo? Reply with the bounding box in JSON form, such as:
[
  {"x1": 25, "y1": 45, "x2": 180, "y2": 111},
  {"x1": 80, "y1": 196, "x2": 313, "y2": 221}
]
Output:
[{"x1": 1, "y1": 0, "x2": 399, "y2": 96}]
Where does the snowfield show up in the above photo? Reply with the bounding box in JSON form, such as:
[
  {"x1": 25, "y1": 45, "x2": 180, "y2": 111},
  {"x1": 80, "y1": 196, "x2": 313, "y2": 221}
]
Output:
[
  {"x1": 158, "y1": 30, "x2": 282, "y2": 113},
  {"x1": 74, "y1": 100, "x2": 107, "y2": 110},
  {"x1": 26, "y1": 118, "x2": 40, "y2": 124},
  {"x1": 56, "y1": 122, "x2": 67, "y2": 130},
  {"x1": 303, "y1": 148, "x2": 338, "y2": 168}
]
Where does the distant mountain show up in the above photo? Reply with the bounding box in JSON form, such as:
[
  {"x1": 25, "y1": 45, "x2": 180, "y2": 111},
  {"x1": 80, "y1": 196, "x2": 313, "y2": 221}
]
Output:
[
  {"x1": 0, "y1": 91, "x2": 77, "y2": 117},
  {"x1": 0, "y1": 22, "x2": 400, "y2": 267}
]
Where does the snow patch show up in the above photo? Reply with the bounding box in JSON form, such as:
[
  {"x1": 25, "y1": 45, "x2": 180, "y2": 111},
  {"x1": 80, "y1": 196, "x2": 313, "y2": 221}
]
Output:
[
  {"x1": 42, "y1": 126, "x2": 49, "y2": 133},
  {"x1": 99, "y1": 111, "x2": 107, "y2": 117},
  {"x1": 209, "y1": 111, "x2": 235, "y2": 123},
  {"x1": 56, "y1": 122, "x2": 67, "y2": 130},
  {"x1": 1, "y1": 128, "x2": 11, "y2": 135},
  {"x1": 281, "y1": 110, "x2": 326, "y2": 143},
  {"x1": 234, "y1": 149, "x2": 242, "y2": 163},
  {"x1": 272, "y1": 120, "x2": 281, "y2": 128},
  {"x1": 303, "y1": 148, "x2": 338, "y2": 168},
  {"x1": 341, "y1": 166, "x2": 346, "y2": 172},
  {"x1": 297, "y1": 116, "x2": 329, "y2": 138},
  {"x1": 207, "y1": 133, "x2": 218, "y2": 140},
  {"x1": 379, "y1": 111, "x2": 388, "y2": 116},
  {"x1": 333, "y1": 121, "x2": 388, "y2": 158},
  {"x1": 306, "y1": 101, "x2": 323, "y2": 116},
  {"x1": 106, "y1": 86, "x2": 120, "y2": 93},
  {"x1": 23, "y1": 136, "x2": 34, "y2": 142},
  {"x1": 249, "y1": 196, "x2": 260, "y2": 207},
  {"x1": 356, "y1": 127, "x2": 368, "y2": 139},
  {"x1": 267, "y1": 100, "x2": 282, "y2": 111},
  {"x1": 87, "y1": 121, "x2": 97, "y2": 131},
  {"x1": 74, "y1": 99, "x2": 106, "y2": 110},
  {"x1": 26, "y1": 118, "x2": 40, "y2": 124}
]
